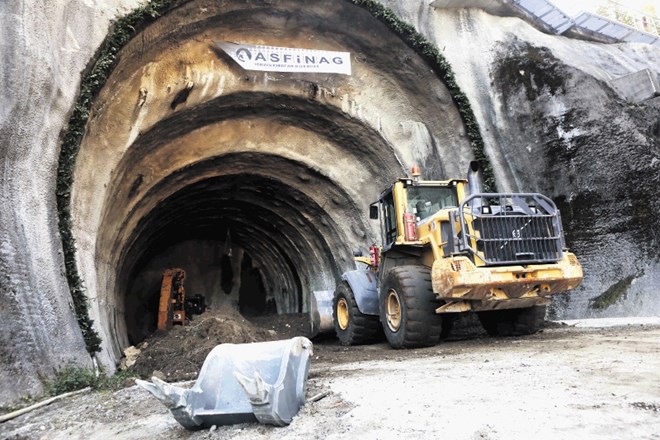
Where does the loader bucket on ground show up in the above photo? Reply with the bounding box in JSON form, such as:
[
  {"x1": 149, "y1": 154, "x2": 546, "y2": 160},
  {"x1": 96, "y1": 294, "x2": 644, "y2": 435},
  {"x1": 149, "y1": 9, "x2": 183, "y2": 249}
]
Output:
[
  {"x1": 136, "y1": 337, "x2": 313, "y2": 429},
  {"x1": 310, "y1": 290, "x2": 334, "y2": 337}
]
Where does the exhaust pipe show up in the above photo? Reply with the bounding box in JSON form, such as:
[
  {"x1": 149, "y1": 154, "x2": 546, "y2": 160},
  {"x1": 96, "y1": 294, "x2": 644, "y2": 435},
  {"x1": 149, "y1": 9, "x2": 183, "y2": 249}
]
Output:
[
  {"x1": 467, "y1": 161, "x2": 485, "y2": 212},
  {"x1": 467, "y1": 161, "x2": 484, "y2": 195}
]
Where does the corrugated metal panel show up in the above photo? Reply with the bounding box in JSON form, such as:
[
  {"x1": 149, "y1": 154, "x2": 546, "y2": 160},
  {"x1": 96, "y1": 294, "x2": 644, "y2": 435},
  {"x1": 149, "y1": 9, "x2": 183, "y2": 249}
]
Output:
[
  {"x1": 573, "y1": 12, "x2": 660, "y2": 46},
  {"x1": 573, "y1": 12, "x2": 610, "y2": 31},
  {"x1": 599, "y1": 23, "x2": 635, "y2": 40},
  {"x1": 623, "y1": 30, "x2": 660, "y2": 45},
  {"x1": 512, "y1": 0, "x2": 574, "y2": 33},
  {"x1": 517, "y1": 0, "x2": 553, "y2": 14},
  {"x1": 541, "y1": 10, "x2": 574, "y2": 33},
  {"x1": 610, "y1": 68, "x2": 660, "y2": 102},
  {"x1": 428, "y1": 0, "x2": 660, "y2": 47}
]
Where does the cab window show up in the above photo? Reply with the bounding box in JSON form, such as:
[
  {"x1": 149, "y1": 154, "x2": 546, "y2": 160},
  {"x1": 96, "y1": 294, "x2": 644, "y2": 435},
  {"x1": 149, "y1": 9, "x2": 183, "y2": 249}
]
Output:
[{"x1": 407, "y1": 186, "x2": 458, "y2": 221}]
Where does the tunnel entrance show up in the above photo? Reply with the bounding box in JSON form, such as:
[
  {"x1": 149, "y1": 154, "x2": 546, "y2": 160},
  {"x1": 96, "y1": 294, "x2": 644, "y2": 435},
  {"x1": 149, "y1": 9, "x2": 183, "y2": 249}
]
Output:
[
  {"x1": 121, "y1": 171, "x2": 328, "y2": 344},
  {"x1": 68, "y1": 0, "x2": 476, "y2": 364}
]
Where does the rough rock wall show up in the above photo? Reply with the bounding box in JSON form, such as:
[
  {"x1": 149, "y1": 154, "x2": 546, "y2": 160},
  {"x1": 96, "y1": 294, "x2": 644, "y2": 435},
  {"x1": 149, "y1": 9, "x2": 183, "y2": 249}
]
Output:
[
  {"x1": 69, "y1": 0, "x2": 482, "y2": 373},
  {"x1": 381, "y1": 2, "x2": 660, "y2": 318},
  {"x1": 1, "y1": 0, "x2": 659, "y2": 405},
  {"x1": 0, "y1": 0, "x2": 137, "y2": 405}
]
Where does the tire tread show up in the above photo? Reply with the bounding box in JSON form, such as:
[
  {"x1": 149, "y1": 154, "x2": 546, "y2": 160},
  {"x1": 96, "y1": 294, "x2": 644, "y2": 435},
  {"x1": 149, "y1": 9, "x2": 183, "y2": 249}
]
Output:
[
  {"x1": 380, "y1": 266, "x2": 450, "y2": 349},
  {"x1": 333, "y1": 281, "x2": 380, "y2": 345}
]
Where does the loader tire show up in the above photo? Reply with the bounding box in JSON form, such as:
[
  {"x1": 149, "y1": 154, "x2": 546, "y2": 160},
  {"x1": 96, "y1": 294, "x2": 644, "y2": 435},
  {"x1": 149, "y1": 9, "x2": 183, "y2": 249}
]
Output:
[
  {"x1": 477, "y1": 305, "x2": 546, "y2": 337},
  {"x1": 333, "y1": 281, "x2": 380, "y2": 346},
  {"x1": 380, "y1": 266, "x2": 449, "y2": 349}
]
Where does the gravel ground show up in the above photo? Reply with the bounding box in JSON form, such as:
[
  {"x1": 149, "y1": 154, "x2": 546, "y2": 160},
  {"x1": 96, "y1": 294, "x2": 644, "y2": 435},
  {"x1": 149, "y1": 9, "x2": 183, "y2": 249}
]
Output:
[{"x1": 2, "y1": 319, "x2": 660, "y2": 440}]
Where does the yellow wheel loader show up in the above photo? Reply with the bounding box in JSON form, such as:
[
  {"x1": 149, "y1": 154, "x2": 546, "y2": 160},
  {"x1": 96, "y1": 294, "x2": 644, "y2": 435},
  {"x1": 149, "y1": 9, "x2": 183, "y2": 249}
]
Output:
[{"x1": 330, "y1": 162, "x2": 583, "y2": 348}]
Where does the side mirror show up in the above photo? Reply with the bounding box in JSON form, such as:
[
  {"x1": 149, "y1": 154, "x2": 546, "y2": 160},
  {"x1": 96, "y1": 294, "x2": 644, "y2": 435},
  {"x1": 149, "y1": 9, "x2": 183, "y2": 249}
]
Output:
[{"x1": 369, "y1": 205, "x2": 379, "y2": 219}]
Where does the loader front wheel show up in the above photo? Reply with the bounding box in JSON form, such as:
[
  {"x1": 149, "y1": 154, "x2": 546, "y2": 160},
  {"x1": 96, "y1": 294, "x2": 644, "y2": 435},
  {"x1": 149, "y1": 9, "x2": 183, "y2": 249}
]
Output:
[
  {"x1": 333, "y1": 282, "x2": 380, "y2": 346},
  {"x1": 380, "y1": 266, "x2": 445, "y2": 349},
  {"x1": 477, "y1": 305, "x2": 546, "y2": 336}
]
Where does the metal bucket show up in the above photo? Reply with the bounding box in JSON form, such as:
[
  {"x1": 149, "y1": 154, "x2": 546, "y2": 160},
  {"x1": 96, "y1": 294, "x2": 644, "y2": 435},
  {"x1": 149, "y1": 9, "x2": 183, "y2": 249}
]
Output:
[
  {"x1": 137, "y1": 337, "x2": 313, "y2": 428},
  {"x1": 309, "y1": 290, "x2": 334, "y2": 337}
]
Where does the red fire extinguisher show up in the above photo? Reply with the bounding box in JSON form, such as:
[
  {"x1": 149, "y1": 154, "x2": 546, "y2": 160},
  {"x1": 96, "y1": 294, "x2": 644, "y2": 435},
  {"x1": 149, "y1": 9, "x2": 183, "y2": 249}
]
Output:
[
  {"x1": 403, "y1": 213, "x2": 418, "y2": 241},
  {"x1": 369, "y1": 245, "x2": 380, "y2": 268}
]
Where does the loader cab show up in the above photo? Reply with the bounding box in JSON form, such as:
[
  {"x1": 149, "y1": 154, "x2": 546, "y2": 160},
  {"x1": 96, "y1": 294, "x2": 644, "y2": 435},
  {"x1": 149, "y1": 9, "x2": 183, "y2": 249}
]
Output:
[
  {"x1": 370, "y1": 178, "x2": 463, "y2": 250},
  {"x1": 406, "y1": 185, "x2": 459, "y2": 221}
]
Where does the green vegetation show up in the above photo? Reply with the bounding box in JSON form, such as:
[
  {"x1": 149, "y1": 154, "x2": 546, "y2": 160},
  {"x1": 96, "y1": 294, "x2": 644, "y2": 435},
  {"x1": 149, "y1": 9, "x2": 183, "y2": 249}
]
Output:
[
  {"x1": 596, "y1": 1, "x2": 660, "y2": 36},
  {"x1": 590, "y1": 275, "x2": 636, "y2": 310},
  {"x1": 0, "y1": 395, "x2": 39, "y2": 414},
  {"x1": 349, "y1": 0, "x2": 495, "y2": 191},
  {"x1": 56, "y1": 0, "x2": 179, "y2": 354},
  {"x1": 0, "y1": 366, "x2": 138, "y2": 413},
  {"x1": 57, "y1": 0, "x2": 495, "y2": 355},
  {"x1": 47, "y1": 364, "x2": 138, "y2": 396}
]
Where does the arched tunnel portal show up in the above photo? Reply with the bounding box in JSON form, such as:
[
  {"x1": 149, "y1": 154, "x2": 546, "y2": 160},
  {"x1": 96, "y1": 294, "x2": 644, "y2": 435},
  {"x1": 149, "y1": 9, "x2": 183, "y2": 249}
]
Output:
[{"x1": 70, "y1": 0, "x2": 477, "y2": 364}]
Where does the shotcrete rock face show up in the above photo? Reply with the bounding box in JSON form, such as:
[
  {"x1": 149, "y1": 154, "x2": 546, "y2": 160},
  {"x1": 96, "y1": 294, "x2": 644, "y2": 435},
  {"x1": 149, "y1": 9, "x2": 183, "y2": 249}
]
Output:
[{"x1": 71, "y1": 0, "x2": 473, "y2": 360}]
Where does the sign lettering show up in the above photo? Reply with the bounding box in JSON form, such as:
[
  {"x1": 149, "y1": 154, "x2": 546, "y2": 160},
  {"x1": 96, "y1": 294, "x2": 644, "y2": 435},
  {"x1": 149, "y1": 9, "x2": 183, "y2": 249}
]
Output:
[{"x1": 216, "y1": 41, "x2": 352, "y2": 75}]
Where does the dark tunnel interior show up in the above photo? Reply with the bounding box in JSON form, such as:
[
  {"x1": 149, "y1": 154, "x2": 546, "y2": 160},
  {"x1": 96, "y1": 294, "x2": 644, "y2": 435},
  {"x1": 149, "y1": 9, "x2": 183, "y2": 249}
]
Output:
[{"x1": 119, "y1": 170, "x2": 353, "y2": 344}]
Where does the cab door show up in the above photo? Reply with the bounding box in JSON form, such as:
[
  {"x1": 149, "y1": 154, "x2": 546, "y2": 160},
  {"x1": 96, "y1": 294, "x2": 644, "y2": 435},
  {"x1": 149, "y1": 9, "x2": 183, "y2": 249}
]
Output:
[{"x1": 379, "y1": 190, "x2": 397, "y2": 250}]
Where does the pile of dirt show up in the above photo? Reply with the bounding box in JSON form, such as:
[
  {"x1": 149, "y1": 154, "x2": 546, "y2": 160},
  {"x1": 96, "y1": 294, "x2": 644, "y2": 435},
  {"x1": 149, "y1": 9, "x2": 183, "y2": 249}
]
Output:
[{"x1": 129, "y1": 310, "x2": 312, "y2": 381}]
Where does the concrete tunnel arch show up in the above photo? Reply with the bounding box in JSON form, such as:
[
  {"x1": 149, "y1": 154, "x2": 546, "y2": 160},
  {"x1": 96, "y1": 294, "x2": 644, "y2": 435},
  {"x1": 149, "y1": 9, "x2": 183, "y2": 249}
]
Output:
[{"x1": 68, "y1": 0, "x2": 478, "y2": 364}]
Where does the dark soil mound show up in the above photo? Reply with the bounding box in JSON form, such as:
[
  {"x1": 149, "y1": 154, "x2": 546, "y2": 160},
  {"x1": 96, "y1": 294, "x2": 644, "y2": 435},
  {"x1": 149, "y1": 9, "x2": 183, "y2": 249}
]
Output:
[{"x1": 130, "y1": 310, "x2": 311, "y2": 382}]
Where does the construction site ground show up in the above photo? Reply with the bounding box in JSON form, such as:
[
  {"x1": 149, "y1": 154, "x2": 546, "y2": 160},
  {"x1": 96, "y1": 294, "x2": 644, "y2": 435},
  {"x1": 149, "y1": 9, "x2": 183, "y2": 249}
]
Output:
[{"x1": 2, "y1": 314, "x2": 660, "y2": 440}]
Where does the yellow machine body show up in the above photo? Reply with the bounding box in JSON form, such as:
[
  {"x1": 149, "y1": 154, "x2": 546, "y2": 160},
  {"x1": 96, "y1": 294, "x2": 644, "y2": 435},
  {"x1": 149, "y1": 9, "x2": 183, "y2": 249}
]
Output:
[{"x1": 381, "y1": 177, "x2": 583, "y2": 313}]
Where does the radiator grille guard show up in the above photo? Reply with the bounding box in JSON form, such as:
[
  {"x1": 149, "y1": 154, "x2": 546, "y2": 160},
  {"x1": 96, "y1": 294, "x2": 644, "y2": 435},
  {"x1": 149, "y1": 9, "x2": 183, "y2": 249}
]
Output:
[{"x1": 457, "y1": 193, "x2": 565, "y2": 265}]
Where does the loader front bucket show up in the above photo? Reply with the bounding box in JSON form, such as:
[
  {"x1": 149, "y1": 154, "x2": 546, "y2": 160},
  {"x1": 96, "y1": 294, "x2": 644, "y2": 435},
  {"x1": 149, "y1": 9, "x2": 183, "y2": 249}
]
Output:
[
  {"x1": 136, "y1": 337, "x2": 313, "y2": 429},
  {"x1": 310, "y1": 290, "x2": 334, "y2": 337}
]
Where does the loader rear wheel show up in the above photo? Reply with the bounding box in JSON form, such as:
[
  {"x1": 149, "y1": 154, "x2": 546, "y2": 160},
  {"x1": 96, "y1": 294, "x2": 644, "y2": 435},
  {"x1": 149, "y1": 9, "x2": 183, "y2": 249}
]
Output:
[
  {"x1": 333, "y1": 281, "x2": 380, "y2": 346},
  {"x1": 477, "y1": 306, "x2": 546, "y2": 336},
  {"x1": 380, "y1": 266, "x2": 448, "y2": 349}
]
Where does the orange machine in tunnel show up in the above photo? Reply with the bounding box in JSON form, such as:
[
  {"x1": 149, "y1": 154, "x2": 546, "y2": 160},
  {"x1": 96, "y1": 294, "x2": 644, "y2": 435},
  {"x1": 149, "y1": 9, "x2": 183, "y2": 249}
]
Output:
[{"x1": 157, "y1": 268, "x2": 187, "y2": 331}]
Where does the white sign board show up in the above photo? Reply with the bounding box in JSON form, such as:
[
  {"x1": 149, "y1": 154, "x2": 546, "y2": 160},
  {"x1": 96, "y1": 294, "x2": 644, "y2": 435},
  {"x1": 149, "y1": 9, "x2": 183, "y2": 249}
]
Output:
[{"x1": 216, "y1": 41, "x2": 351, "y2": 75}]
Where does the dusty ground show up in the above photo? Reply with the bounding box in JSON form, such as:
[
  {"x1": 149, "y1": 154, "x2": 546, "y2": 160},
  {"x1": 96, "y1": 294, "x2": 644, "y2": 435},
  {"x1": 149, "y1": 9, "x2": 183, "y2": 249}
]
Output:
[{"x1": 2, "y1": 318, "x2": 660, "y2": 440}]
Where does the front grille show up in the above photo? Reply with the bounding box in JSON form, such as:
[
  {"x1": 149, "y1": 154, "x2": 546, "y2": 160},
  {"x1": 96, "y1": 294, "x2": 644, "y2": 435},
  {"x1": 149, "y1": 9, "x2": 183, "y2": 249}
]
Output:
[{"x1": 459, "y1": 194, "x2": 564, "y2": 265}]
